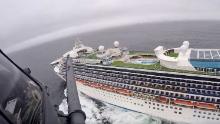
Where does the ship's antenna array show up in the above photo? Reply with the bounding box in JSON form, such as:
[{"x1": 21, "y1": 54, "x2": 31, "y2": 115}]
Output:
[{"x1": 74, "y1": 38, "x2": 82, "y2": 48}]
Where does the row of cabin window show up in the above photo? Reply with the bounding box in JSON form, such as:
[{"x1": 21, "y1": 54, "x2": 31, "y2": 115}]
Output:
[
  {"x1": 193, "y1": 115, "x2": 220, "y2": 120},
  {"x1": 194, "y1": 111, "x2": 220, "y2": 116},
  {"x1": 77, "y1": 75, "x2": 220, "y2": 104},
  {"x1": 74, "y1": 65, "x2": 220, "y2": 87},
  {"x1": 75, "y1": 70, "x2": 220, "y2": 92},
  {"x1": 77, "y1": 71, "x2": 220, "y2": 95}
]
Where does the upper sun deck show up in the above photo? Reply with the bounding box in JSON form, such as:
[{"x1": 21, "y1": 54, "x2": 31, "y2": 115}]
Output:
[{"x1": 55, "y1": 40, "x2": 220, "y2": 77}]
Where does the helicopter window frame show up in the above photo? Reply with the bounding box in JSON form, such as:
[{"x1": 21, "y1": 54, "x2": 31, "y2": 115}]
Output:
[{"x1": 0, "y1": 50, "x2": 45, "y2": 124}]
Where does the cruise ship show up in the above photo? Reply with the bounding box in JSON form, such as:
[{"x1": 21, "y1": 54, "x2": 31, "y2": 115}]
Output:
[{"x1": 51, "y1": 41, "x2": 220, "y2": 124}]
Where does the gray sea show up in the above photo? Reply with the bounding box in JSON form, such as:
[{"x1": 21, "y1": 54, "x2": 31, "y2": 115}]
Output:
[{"x1": 8, "y1": 21, "x2": 220, "y2": 124}]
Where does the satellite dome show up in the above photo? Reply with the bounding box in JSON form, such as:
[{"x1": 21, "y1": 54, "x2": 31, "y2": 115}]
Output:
[
  {"x1": 114, "y1": 41, "x2": 119, "y2": 48},
  {"x1": 98, "y1": 45, "x2": 104, "y2": 52},
  {"x1": 182, "y1": 41, "x2": 189, "y2": 48}
]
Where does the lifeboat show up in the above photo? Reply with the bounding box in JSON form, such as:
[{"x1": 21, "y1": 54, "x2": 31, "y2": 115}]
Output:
[
  {"x1": 100, "y1": 85, "x2": 113, "y2": 92},
  {"x1": 94, "y1": 83, "x2": 102, "y2": 88},
  {"x1": 116, "y1": 89, "x2": 132, "y2": 96},
  {"x1": 174, "y1": 99, "x2": 194, "y2": 107},
  {"x1": 90, "y1": 84, "x2": 95, "y2": 87},
  {"x1": 156, "y1": 96, "x2": 168, "y2": 103},
  {"x1": 105, "y1": 86, "x2": 115, "y2": 92},
  {"x1": 76, "y1": 79, "x2": 81, "y2": 82},
  {"x1": 78, "y1": 80, "x2": 86, "y2": 84},
  {"x1": 87, "y1": 83, "x2": 92, "y2": 86},
  {"x1": 90, "y1": 83, "x2": 101, "y2": 88},
  {"x1": 94, "y1": 85, "x2": 101, "y2": 88},
  {"x1": 195, "y1": 102, "x2": 217, "y2": 110},
  {"x1": 77, "y1": 80, "x2": 86, "y2": 85},
  {"x1": 95, "y1": 84, "x2": 102, "y2": 89},
  {"x1": 101, "y1": 85, "x2": 108, "y2": 90},
  {"x1": 82, "y1": 81, "x2": 132, "y2": 96},
  {"x1": 102, "y1": 86, "x2": 107, "y2": 90}
]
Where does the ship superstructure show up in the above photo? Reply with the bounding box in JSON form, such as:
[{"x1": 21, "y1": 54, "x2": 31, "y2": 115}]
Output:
[{"x1": 51, "y1": 41, "x2": 220, "y2": 124}]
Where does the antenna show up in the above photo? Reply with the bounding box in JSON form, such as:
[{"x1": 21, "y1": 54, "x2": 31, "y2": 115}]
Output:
[{"x1": 74, "y1": 38, "x2": 82, "y2": 49}]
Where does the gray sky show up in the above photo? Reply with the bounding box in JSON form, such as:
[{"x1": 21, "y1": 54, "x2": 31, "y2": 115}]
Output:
[{"x1": 1, "y1": 0, "x2": 220, "y2": 53}]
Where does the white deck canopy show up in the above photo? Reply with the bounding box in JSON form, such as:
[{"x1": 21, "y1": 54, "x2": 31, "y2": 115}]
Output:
[{"x1": 190, "y1": 49, "x2": 220, "y2": 60}]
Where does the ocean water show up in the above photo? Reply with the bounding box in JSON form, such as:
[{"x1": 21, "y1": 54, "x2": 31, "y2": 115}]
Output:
[{"x1": 8, "y1": 21, "x2": 220, "y2": 124}]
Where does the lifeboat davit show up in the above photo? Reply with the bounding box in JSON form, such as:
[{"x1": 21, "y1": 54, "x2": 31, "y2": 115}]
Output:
[
  {"x1": 174, "y1": 99, "x2": 194, "y2": 107},
  {"x1": 195, "y1": 102, "x2": 217, "y2": 110}
]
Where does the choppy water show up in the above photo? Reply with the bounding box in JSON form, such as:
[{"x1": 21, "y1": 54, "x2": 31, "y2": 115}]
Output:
[
  {"x1": 8, "y1": 21, "x2": 220, "y2": 124},
  {"x1": 59, "y1": 89, "x2": 164, "y2": 124}
]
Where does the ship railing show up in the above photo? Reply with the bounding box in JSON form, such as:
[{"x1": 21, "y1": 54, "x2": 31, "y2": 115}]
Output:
[
  {"x1": 86, "y1": 69, "x2": 220, "y2": 91},
  {"x1": 111, "y1": 71, "x2": 219, "y2": 95}
]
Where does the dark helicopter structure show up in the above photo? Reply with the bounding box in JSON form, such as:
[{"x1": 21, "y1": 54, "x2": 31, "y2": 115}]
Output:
[{"x1": 0, "y1": 50, "x2": 86, "y2": 124}]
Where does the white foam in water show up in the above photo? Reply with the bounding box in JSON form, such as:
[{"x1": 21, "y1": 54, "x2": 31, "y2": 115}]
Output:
[
  {"x1": 59, "y1": 98, "x2": 68, "y2": 115},
  {"x1": 59, "y1": 89, "x2": 162, "y2": 124},
  {"x1": 100, "y1": 104, "x2": 159, "y2": 124},
  {"x1": 59, "y1": 89, "x2": 68, "y2": 114}
]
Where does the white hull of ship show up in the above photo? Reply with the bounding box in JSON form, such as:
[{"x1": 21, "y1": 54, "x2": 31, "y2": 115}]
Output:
[{"x1": 76, "y1": 81, "x2": 220, "y2": 124}]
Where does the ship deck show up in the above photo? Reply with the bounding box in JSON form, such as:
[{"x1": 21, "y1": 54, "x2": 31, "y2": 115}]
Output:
[{"x1": 78, "y1": 50, "x2": 220, "y2": 76}]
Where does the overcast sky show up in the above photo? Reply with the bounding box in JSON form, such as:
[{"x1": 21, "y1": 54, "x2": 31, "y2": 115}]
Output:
[{"x1": 1, "y1": 0, "x2": 220, "y2": 53}]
